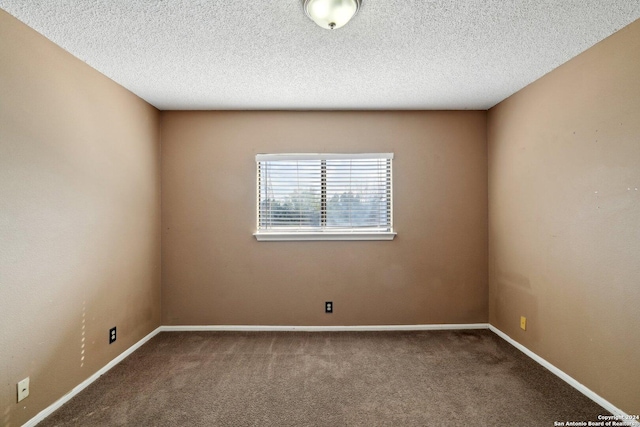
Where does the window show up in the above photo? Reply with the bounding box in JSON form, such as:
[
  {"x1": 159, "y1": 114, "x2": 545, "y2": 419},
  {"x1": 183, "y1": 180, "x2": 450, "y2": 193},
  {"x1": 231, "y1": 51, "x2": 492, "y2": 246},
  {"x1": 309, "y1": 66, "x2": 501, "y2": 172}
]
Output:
[{"x1": 255, "y1": 153, "x2": 395, "y2": 241}]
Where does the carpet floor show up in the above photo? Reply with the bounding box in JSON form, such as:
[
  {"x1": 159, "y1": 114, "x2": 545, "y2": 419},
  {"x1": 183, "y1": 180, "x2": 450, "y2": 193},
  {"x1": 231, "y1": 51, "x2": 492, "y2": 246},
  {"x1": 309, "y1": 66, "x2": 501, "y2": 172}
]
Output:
[{"x1": 40, "y1": 330, "x2": 608, "y2": 426}]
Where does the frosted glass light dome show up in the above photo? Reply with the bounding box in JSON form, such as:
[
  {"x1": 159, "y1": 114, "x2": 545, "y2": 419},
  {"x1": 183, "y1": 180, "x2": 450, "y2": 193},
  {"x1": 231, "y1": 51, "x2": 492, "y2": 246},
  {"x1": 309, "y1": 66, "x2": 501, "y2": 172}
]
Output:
[{"x1": 304, "y1": 0, "x2": 362, "y2": 30}]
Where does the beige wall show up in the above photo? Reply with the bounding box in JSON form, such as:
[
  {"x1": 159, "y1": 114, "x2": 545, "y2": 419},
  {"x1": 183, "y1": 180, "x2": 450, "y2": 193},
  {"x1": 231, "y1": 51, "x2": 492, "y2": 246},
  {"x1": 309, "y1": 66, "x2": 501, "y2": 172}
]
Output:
[
  {"x1": 0, "y1": 10, "x2": 162, "y2": 427},
  {"x1": 161, "y1": 111, "x2": 488, "y2": 326},
  {"x1": 488, "y1": 20, "x2": 640, "y2": 414}
]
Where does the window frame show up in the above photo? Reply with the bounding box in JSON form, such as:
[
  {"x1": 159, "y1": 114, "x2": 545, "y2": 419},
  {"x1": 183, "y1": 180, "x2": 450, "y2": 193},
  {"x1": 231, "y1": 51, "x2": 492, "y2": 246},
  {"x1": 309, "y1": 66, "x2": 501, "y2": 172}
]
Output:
[{"x1": 254, "y1": 153, "x2": 396, "y2": 241}]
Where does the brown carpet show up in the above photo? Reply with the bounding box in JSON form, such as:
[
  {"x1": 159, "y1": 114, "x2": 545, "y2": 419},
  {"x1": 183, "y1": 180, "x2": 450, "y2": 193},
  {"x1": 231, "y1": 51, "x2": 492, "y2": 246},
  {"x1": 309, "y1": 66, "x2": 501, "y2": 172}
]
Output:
[{"x1": 40, "y1": 330, "x2": 608, "y2": 426}]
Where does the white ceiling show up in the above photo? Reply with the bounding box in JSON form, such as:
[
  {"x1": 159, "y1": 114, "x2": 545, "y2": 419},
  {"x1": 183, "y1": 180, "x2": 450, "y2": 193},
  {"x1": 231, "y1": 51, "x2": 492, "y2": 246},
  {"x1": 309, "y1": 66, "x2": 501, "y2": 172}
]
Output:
[{"x1": 2, "y1": 1, "x2": 639, "y2": 110}]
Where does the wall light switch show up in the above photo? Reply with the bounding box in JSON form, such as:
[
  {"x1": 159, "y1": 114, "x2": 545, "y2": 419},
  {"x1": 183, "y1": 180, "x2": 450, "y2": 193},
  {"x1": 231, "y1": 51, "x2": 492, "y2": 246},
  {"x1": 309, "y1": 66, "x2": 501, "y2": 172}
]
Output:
[
  {"x1": 520, "y1": 316, "x2": 527, "y2": 331},
  {"x1": 17, "y1": 377, "x2": 29, "y2": 402}
]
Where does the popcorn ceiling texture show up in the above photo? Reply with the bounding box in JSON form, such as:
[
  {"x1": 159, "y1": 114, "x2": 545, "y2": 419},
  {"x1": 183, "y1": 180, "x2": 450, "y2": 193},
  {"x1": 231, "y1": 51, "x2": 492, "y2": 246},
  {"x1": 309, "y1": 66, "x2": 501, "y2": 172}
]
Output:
[{"x1": 1, "y1": 0, "x2": 639, "y2": 110}]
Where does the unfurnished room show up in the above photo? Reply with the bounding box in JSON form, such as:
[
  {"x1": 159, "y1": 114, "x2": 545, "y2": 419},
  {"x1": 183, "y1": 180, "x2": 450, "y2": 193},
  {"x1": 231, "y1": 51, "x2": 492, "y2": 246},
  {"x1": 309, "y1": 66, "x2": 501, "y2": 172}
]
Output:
[{"x1": 1, "y1": 1, "x2": 639, "y2": 426}]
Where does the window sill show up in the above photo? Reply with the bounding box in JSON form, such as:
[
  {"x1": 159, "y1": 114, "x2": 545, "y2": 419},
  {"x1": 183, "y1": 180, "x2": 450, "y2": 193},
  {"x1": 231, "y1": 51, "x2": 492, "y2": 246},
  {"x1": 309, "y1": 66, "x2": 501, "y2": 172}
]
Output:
[{"x1": 253, "y1": 231, "x2": 397, "y2": 241}]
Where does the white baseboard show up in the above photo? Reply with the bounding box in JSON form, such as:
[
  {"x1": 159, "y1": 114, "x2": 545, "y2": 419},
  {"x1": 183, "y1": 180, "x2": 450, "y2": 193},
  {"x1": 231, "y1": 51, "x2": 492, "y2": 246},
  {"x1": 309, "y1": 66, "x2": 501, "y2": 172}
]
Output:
[
  {"x1": 160, "y1": 323, "x2": 490, "y2": 332},
  {"x1": 489, "y1": 325, "x2": 639, "y2": 426},
  {"x1": 23, "y1": 326, "x2": 162, "y2": 427}
]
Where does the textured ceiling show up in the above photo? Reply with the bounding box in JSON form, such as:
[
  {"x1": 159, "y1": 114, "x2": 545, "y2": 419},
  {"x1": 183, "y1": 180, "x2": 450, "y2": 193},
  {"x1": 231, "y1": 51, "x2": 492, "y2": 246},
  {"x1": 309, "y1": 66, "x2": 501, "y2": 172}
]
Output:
[{"x1": 2, "y1": 1, "x2": 639, "y2": 110}]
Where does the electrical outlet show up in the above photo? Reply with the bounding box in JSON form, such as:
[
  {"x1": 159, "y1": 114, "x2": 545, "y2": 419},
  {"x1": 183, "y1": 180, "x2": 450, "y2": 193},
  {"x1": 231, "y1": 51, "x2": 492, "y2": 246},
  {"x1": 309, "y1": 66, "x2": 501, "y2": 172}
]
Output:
[
  {"x1": 17, "y1": 377, "x2": 29, "y2": 402},
  {"x1": 109, "y1": 327, "x2": 117, "y2": 344},
  {"x1": 325, "y1": 301, "x2": 333, "y2": 313},
  {"x1": 520, "y1": 316, "x2": 527, "y2": 331}
]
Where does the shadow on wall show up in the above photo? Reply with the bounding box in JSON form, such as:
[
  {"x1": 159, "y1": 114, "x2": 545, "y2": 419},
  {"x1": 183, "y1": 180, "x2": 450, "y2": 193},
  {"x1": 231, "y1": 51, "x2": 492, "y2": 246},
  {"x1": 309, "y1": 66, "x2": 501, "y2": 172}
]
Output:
[{"x1": 493, "y1": 270, "x2": 539, "y2": 343}]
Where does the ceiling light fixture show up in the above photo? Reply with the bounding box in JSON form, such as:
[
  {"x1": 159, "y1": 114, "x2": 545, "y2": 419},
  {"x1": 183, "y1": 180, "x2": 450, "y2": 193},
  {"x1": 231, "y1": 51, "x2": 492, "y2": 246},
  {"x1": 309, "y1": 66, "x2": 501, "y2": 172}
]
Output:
[{"x1": 303, "y1": 0, "x2": 361, "y2": 30}]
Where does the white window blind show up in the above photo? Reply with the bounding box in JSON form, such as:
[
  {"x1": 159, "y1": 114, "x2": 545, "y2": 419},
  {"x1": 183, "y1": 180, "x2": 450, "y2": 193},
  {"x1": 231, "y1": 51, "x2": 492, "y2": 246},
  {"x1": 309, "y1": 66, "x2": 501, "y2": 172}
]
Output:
[{"x1": 255, "y1": 153, "x2": 395, "y2": 241}]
